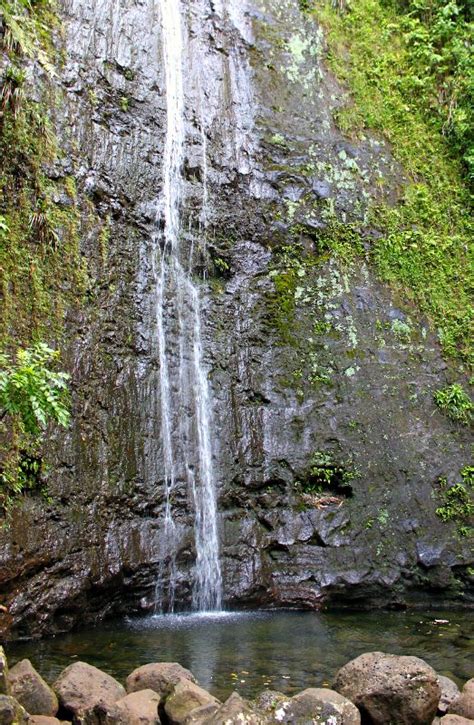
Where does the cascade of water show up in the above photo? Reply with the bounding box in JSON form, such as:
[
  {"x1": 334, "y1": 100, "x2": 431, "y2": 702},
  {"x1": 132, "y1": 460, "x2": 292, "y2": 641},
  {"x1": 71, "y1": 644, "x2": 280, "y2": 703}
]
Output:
[{"x1": 154, "y1": 0, "x2": 222, "y2": 613}]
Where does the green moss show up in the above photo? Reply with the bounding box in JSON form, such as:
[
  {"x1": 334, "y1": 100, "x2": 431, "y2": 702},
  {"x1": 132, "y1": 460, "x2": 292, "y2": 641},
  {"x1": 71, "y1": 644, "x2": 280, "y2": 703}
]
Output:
[
  {"x1": 0, "y1": 0, "x2": 100, "y2": 508},
  {"x1": 310, "y1": 0, "x2": 473, "y2": 367}
]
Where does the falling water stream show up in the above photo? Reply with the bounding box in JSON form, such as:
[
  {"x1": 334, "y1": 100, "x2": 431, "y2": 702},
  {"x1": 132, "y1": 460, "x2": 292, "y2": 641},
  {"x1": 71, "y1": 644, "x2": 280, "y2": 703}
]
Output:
[{"x1": 154, "y1": 0, "x2": 222, "y2": 613}]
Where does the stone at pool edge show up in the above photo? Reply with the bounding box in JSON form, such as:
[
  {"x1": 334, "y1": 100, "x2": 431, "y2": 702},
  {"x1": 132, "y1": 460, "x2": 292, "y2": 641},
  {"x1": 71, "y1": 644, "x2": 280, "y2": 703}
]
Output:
[
  {"x1": 448, "y1": 679, "x2": 474, "y2": 720},
  {"x1": 164, "y1": 680, "x2": 220, "y2": 725},
  {"x1": 202, "y1": 692, "x2": 261, "y2": 724},
  {"x1": 255, "y1": 687, "x2": 360, "y2": 724},
  {"x1": 0, "y1": 649, "x2": 10, "y2": 696},
  {"x1": 8, "y1": 659, "x2": 58, "y2": 716},
  {"x1": 103, "y1": 689, "x2": 162, "y2": 725},
  {"x1": 333, "y1": 651, "x2": 441, "y2": 725},
  {"x1": 438, "y1": 676, "x2": 462, "y2": 715},
  {"x1": 439, "y1": 716, "x2": 474, "y2": 725},
  {"x1": 126, "y1": 663, "x2": 196, "y2": 701},
  {"x1": 0, "y1": 694, "x2": 28, "y2": 725},
  {"x1": 53, "y1": 661, "x2": 125, "y2": 725}
]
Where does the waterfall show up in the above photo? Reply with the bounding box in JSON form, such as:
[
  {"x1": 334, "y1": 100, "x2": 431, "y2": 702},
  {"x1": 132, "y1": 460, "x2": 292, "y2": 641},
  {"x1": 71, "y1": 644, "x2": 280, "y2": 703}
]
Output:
[{"x1": 154, "y1": 0, "x2": 222, "y2": 613}]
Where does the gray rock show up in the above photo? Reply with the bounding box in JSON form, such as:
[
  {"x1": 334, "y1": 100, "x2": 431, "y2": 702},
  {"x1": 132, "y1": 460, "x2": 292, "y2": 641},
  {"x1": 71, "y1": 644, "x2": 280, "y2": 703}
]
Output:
[
  {"x1": 53, "y1": 662, "x2": 125, "y2": 724},
  {"x1": 261, "y1": 688, "x2": 360, "y2": 724},
  {"x1": 8, "y1": 659, "x2": 58, "y2": 716},
  {"x1": 182, "y1": 702, "x2": 220, "y2": 725},
  {"x1": 164, "y1": 681, "x2": 219, "y2": 725},
  {"x1": 28, "y1": 718, "x2": 61, "y2": 725},
  {"x1": 334, "y1": 652, "x2": 440, "y2": 724},
  {"x1": 449, "y1": 679, "x2": 474, "y2": 720},
  {"x1": 104, "y1": 689, "x2": 161, "y2": 725},
  {"x1": 126, "y1": 664, "x2": 195, "y2": 700},
  {"x1": 438, "y1": 676, "x2": 461, "y2": 715},
  {"x1": 206, "y1": 693, "x2": 263, "y2": 724},
  {"x1": 0, "y1": 695, "x2": 28, "y2": 725},
  {"x1": 441, "y1": 716, "x2": 474, "y2": 725}
]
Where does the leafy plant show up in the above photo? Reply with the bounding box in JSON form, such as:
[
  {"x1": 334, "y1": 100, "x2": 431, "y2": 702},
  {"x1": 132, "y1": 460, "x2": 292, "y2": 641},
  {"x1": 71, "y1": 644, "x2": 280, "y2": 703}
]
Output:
[
  {"x1": 297, "y1": 450, "x2": 357, "y2": 496},
  {"x1": 0, "y1": 64, "x2": 26, "y2": 117},
  {"x1": 434, "y1": 383, "x2": 473, "y2": 425},
  {"x1": 0, "y1": 343, "x2": 70, "y2": 434},
  {"x1": 435, "y1": 467, "x2": 474, "y2": 535},
  {"x1": 0, "y1": 343, "x2": 70, "y2": 513}
]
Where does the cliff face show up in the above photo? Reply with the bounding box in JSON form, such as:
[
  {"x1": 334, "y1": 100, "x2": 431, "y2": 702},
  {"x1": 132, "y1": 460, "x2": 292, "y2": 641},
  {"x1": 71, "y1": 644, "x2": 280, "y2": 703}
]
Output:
[{"x1": 0, "y1": 0, "x2": 472, "y2": 638}]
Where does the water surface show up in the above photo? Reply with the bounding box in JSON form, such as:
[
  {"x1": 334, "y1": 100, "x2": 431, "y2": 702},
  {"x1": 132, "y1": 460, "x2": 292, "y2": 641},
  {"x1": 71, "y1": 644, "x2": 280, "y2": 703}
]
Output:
[{"x1": 7, "y1": 610, "x2": 472, "y2": 699}]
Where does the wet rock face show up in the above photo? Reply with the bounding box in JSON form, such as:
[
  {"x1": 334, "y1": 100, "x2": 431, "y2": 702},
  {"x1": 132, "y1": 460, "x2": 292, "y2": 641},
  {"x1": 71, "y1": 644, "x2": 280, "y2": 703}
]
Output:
[{"x1": 0, "y1": 0, "x2": 472, "y2": 637}]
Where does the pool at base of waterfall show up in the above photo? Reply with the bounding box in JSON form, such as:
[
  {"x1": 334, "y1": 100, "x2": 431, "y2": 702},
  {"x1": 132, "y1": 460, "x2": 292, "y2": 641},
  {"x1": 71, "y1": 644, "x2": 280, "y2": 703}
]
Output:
[{"x1": 6, "y1": 610, "x2": 472, "y2": 699}]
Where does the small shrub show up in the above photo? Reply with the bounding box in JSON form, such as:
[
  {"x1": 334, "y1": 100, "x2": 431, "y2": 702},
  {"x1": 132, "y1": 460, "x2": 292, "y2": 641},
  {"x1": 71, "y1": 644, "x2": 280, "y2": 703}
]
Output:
[
  {"x1": 435, "y1": 467, "x2": 474, "y2": 536},
  {"x1": 0, "y1": 343, "x2": 70, "y2": 512},
  {"x1": 297, "y1": 450, "x2": 357, "y2": 496},
  {"x1": 434, "y1": 383, "x2": 473, "y2": 425}
]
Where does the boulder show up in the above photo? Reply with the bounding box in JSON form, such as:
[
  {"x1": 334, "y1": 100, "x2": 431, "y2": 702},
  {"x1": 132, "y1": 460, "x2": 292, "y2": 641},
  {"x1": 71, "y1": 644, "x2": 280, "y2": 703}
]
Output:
[
  {"x1": 182, "y1": 702, "x2": 220, "y2": 725},
  {"x1": 206, "y1": 693, "x2": 262, "y2": 724},
  {"x1": 29, "y1": 718, "x2": 61, "y2": 725},
  {"x1": 53, "y1": 662, "x2": 125, "y2": 724},
  {"x1": 164, "y1": 681, "x2": 219, "y2": 725},
  {"x1": 440, "y1": 716, "x2": 474, "y2": 724},
  {"x1": 126, "y1": 664, "x2": 195, "y2": 701},
  {"x1": 333, "y1": 651, "x2": 440, "y2": 724},
  {"x1": 438, "y1": 677, "x2": 461, "y2": 715},
  {"x1": 253, "y1": 691, "x2": 287, "y2": 714},
  {"x1": 260, "y1": 688, "x2": 360, "y2": 724},
  {"x1": 0, "y1": 650, "x2": 9, "y2": 697},
  {"x1": 104, "y1": 689, "x2": 161, "y2": 725},
  {"x1": 0, "y1": 695, "x2": 28, "y2": 725},
  {"x1": 8, "y1": 659, "x2": 58, "y2": 716},
  {"x1": 449, "y1": 679, "x2": 474, "y2": 720}
]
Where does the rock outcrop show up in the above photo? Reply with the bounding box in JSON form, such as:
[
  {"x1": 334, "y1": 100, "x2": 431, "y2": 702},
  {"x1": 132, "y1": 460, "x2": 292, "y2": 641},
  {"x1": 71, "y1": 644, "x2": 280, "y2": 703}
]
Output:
[{"x1": 0, "y1": 0, "x2": 472, "y2": 636}]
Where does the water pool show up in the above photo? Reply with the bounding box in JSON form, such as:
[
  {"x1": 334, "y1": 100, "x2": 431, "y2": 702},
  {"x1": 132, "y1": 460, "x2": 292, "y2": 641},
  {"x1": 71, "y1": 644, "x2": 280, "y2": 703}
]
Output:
[{"x1": 6, "y1": 610, "x2": 472, "y2": 700}]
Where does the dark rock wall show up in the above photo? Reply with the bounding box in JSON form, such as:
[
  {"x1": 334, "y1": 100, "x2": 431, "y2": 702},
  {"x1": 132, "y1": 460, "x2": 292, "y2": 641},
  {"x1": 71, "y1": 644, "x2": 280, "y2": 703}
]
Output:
[{"x1": 0, "y1": 0, "x2": 472, "y2": 638}]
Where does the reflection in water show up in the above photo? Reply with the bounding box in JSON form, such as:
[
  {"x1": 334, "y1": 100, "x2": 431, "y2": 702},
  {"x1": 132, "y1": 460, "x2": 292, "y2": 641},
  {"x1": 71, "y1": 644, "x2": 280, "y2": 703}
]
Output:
[{"x1": 7, "y1": 611, "x2": 473, "y2": 699}]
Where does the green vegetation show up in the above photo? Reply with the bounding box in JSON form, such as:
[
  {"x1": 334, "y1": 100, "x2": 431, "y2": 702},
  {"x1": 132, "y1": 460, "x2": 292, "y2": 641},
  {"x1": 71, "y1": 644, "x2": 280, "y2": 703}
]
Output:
[
  {"x1": 310, "y1": 0, "x2": 473, "y2": 367},
  {"x1": 0, "y1": 0, "x2": 93, "y2": 513},
  {"x1": 296, "y1": 450, "x2": 357, "y2": 496},
  {"x1": 0, "y1": 0, "x2": 88, "y2": 348},
  {"x1": 436, "y1": 466, "x2": 474, "y2": 536},
  {"x1": 0, "y1": 343, "x2": 70, "y2": 513},
  {"x1": 434, "y1": 383, "x2": 473, "y2": 425}
]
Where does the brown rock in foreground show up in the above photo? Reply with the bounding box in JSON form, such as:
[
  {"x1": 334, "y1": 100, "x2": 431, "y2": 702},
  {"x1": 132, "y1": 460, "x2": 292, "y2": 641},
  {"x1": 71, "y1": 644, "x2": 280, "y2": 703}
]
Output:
[
  {"x1": 164, "y1": 680, "x2": 219, "y2": 725},
  {"x1": 28, "y1": 717, "x2": 61, "y2": 725},
  {"x1": 205, "y1": 692, "x2": 262, "y2": 724},
  {"x1": 8, "y1": 659, "x2": 58, "y2": 716},
  {"x1": 0, "y1": 650, "x2": 9, "y2": 697},
  {"x1": 449, "y1": 679, "x2": 474, "y2": 720},
  {"x1": 53, "y1": 662, "x2": 125, "y2": 724},
  {"x1": 334, "y1": 651, "x2": 441, "y2": 725},
  {"x1": 438, "y1": 677, "x2": 462, "y2": 715},
  {"x1": 104, "y1": 689, "x2": 161, "y2": 725},
  {"x1": 0, "y1": 694, "x2": 28, "y2": 725},
  {"x1": 126, "y1": 664, "x2": 195, "y2": 700},
  {"x1": 440, "y1": 715, "x2": 474, "y2": 724}
]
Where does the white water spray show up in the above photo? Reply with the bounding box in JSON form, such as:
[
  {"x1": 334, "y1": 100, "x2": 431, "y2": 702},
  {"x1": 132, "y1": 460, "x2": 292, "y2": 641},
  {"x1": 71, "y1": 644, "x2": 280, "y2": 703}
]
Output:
[{"x1": 155, "y1": 0, "x2": 222, "y2": 613}]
